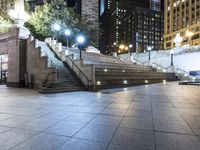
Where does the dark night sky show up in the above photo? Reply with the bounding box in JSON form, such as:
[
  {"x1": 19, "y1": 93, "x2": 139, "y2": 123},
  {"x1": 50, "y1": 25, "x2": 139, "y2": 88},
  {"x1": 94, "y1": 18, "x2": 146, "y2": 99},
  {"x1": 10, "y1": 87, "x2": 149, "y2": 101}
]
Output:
[{"x1": 161, "y1": 0, "x2": 164, "y2": 11}]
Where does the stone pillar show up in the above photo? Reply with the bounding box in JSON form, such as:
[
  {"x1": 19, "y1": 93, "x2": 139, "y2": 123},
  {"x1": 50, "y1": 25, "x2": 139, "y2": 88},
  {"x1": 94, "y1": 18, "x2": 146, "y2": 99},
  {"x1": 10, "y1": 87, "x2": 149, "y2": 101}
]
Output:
[
  {"x1": 5, "y1": 27, "x2": 27, "y2": 87},
  {"x1": 15, "y1": 0, "x2": 24, "y2": 11}
]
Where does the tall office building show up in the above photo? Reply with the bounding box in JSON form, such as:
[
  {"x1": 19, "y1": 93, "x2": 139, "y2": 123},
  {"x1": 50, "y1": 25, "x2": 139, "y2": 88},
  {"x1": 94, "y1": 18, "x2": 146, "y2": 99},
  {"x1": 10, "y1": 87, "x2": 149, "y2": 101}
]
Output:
[
  {"x1": 0, "y1": 0, "x2": 13, "y2": 11},
  {"x1": 82, "y1": 0, "x2": 99, "y2": 23},
  {"x1": 26, "y1": 0, "x2": 81, "y2": 13},
  {"x1": 151, "y1": 0, "x2": 161, "y2": 11},
  {"x1": 100, "y1": 0, "x2": 164, "y2": 54},
  {"x1": 164, "y1": 0, "x2": 200, "y2": 50}
]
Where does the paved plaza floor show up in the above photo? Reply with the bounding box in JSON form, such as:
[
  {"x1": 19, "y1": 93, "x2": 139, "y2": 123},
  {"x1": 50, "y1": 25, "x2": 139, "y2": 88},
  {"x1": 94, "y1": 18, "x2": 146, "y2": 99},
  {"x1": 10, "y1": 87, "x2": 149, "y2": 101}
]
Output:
[{"x1": 0, "y1": 82, "x2": 200, "y2": 150}]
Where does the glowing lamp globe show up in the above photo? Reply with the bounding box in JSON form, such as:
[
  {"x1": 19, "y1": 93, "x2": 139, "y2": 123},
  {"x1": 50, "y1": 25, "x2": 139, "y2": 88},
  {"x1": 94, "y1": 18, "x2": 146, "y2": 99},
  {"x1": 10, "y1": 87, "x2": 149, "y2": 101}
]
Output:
[
  {"x1": 65, "y1": 29, "x2": 71, "y2": 36},
  {"x1": 77, "y1": 35, "x2": 85, "y2": 44}
]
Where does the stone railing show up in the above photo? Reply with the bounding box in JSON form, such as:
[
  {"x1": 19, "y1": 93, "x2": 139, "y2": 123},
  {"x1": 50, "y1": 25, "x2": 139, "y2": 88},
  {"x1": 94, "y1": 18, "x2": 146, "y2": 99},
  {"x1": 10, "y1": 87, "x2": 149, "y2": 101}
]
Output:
[{"x1": 44, "y1": 37, "x2": 96, "y2": 90}]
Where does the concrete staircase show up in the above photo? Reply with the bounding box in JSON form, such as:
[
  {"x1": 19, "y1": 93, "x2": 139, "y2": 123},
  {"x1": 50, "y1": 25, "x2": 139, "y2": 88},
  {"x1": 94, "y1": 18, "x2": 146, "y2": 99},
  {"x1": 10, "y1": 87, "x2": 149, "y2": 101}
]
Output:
[
  {"x1": 61, "y1": 47, "x2": 178, "y2": 90},
  {"x1": 36, "y1": 42, "x2": 85, "y2": 93}
]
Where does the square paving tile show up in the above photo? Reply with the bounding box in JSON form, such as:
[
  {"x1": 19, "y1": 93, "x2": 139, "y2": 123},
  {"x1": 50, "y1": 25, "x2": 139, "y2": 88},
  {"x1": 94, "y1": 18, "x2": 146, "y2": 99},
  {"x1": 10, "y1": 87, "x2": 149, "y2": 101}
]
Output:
[
  {"x1": 11, "y1": 132, "x2": 69, "y2": 150},
  {"x1": 100, "y1": 108, "x2": 127, "y2": 116},
  {"x1": 107, "y1": 144, "x2": 146, "y2": 150},
  {"x1": 59, "y1": 138, "x2": 108, "y2": 150},
  {"x1": 111, "y1": 127, "x2": 155, "y2": 150},
  {"x1": 130, "y1": 103, "x2": 152, "y2": 112},
  {"x1": 108, "y1": 103, "x2": 130, "y2": 109},
  {"x1": 124, "y1": 109, "x2": 152, "y2": 120},
  {"x1": 0, "y1": 126, "x2": 12, "y2": 134},
  {"x1": 18, "y1": 118, "x2": 59, "y2": 132},
  {"x1": 0, "y1": 116, "x2": 35, "y2": 128},
  {"x1": 182, "y1": 114, "x2": 200, "y2": 135},
  {"x1": 152, "y1": 102, "x2": 174, "y2": 109},
  {"x1": 74, "y1": 124, "x2": 117, "y2": 142},
  {"x1": 89, "y1": 115, "x2": 122, "y2": 127},
  {"x1": 64, "y1": 112, "x2": 96, "y2": 123},
  {"x1": 121, "y1": 117, "x2": 153, "y2": 130},
  {"x1": 78, "y1": 107, "x2": 105, "y2": 114},
  {"x1": 0, "y1": 113, "x2": 15, "y2": 122},
  {"x1": 155, "y1": 132, "x2": 200, "y2": 150},
  {"x1": 40, "y1": 110, "x2": 75, "y2": 121},
  {"x1": 153, "y1": 112, "x2": 184, "y2": 122},
  {"x1": 45, "y1": 121, "x2": 86, "y2": 137},
  {"x1": 154, "y1": 120, "x2": 194, "y2": 134},
  {"x1": 0, "y1": 128, "x2": 37, "y2": 150}
]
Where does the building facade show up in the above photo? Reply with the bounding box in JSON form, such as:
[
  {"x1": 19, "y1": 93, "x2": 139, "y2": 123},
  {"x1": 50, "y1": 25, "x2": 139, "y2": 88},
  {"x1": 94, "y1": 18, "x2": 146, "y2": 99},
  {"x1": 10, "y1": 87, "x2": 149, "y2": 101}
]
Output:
[
  {"x1": 26, "y1": 0, "x2": 81, "y2": 13},
  {"x1": 164, "y1": 0, "x2": 200, "y2": 50},
  {"x1": 151, "y1": 0, "x2": 161, "y2": 11},
  {"x1": 100, "y1": 0, "x2": 163, "y2": 54},
  {"x1": 125, "y1": 7, "x2": 164, "y2": 53},
  {"x1": 0, "y1": 0, "x2": 14, "y2": 11}
]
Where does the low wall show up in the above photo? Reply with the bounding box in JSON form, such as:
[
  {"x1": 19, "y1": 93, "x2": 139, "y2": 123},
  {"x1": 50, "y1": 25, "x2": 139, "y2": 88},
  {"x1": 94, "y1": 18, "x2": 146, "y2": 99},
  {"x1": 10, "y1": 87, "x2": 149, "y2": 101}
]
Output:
[
  {"x1": 26, "y1": 37, "x2": 57, "y2": 88},
  {"x1": 120, "y1": 48, "x2": 200, "y2": 73}
]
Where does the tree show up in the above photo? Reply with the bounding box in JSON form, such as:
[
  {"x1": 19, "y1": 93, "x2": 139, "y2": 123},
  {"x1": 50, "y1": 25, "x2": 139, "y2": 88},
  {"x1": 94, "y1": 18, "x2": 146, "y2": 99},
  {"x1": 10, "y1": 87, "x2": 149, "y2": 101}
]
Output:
[
  {"x1": 26, "y1": 0, "x2": 99, "y2": 47},
  {"x1": 0, "y1": 11, "x2": 12, "y2": 33}
]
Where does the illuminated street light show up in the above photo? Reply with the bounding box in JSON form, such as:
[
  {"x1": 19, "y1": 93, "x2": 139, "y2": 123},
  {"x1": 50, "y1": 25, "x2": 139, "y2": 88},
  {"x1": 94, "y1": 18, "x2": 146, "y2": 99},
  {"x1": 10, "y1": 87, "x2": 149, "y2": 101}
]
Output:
[
  {"x1": 65, "y1": 29, "x2": 71, "y2": 36},
  {"x1": 65, "y1": 29, "x2": 71, "y2": 50},
  {"x1": 119, "y1": 44, "x2": 125, "y2": 49},
  {"x1": 76, "y1": 35, "x2": 86, "y2": 59},
  {"x1": 77, "y1": 35, "x2": 85, "y2": 44},
  {"x1": 52, "y1": 23, "x2": 61, "y2": 31},
  {"x1": 125, "y1": 46, "x2": 129, "y2": 51},
  {"x1": 129, "y1": 44, "x2": 133, "y2": 48},
  {"x1": 52, "y1": 23, "x2": 61, "y2": 41},
  {"x1": 147, "y1": 46, "x2": 152, "y2": 60}
]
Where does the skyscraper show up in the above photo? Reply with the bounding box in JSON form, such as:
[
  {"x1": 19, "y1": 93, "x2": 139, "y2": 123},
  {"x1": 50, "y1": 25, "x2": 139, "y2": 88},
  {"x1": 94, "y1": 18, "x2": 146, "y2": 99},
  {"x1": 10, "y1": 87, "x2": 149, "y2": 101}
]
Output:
[
  {"x1": 164, "y1": 0, "x2": 200, "y2": 50},
  {"x1": 100, "y1": 0, "x2": 164, "y2": 54},
  {"x1": 150, "y1": 0, "x2": 161, "y2": 11},
  {"x1": 26, "y1": 0, "x2": 81, "y2": 14}
]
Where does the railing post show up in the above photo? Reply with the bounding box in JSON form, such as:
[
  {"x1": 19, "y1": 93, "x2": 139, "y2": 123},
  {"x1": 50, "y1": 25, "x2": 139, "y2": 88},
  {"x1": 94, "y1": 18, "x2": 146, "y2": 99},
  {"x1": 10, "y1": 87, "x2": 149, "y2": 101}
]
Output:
[{"x1": 56, "y1": 67, "x2": 58, "y2": 82}]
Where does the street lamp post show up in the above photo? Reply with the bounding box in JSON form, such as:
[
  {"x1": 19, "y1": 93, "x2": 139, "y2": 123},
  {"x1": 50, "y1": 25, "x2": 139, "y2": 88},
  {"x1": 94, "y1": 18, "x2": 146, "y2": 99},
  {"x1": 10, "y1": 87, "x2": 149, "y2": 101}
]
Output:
[
  {"x1": 77, "y1": 35, "x2": 85, "y2": 60},
  {"x1": 170, "y1": 50, "x2": 174, "y2": 66},
  {"x1": 147, "y1": 46, "x2": 152, "y2": 60},
  {"x1": 65, "y1": 29, "x2": 71, "y2": 50},
  {"x1": 0, "y1": 56, "x2": 2, "y2": 84},
  {"x1": 52, "y1": 23, "x2": 61, "y2": 41},
  {"x1": 129, "y1": 44, "x2": 133, "y2": 56}
]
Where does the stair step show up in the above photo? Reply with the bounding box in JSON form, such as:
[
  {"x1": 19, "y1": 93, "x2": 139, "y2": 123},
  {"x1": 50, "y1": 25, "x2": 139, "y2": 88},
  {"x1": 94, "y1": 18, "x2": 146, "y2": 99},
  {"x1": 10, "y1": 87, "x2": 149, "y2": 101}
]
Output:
[{"x1": 39, "y1": 86, "x2": 86, "y2": 94}]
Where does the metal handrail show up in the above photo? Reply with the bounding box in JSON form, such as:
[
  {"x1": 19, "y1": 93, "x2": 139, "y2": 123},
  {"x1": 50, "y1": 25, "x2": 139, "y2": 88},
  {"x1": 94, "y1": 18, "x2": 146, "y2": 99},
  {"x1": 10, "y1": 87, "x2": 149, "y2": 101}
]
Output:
[
  {"x1": 176, "y1": 68, "x2": 189, "y2": 75},
  {"x1": 40, "y1": 70, "x2": 57, "y2": 88},
  {"x1": 66, "y1": 55, "x2": 91, "y2": 87},
  {"x1": 175, "y1": 68, "x2": 192, "y2": 79},
  {"x1": 148, "y1": 62, "x2": 169, "y2": 72},
  {"x1": 40, "y1": 50, "x2": 59, "y2": 85}
]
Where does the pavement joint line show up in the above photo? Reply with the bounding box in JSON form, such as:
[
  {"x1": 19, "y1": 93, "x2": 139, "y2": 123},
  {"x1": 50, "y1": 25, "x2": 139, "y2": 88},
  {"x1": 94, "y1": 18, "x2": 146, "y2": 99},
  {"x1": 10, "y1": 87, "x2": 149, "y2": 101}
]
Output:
[
  {"x1": 150, "y1": 95, "x2": 157, "y2": 150},
  {"x1": 105, "y1": 94, "x2": 135, "y2": 150}
]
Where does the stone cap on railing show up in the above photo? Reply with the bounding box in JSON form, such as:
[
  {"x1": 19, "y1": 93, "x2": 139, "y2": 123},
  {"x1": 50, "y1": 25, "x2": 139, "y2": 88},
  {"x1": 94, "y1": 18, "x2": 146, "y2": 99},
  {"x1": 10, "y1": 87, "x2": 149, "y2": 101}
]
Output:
[{"x1": 45, "y1": 37, "x2": 63, "y2": 53}]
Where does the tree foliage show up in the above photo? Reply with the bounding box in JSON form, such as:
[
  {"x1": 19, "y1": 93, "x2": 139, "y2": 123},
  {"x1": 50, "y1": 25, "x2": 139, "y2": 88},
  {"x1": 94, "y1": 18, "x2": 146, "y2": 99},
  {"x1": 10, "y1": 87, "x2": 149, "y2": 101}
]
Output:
[
  {"x1": 26, "y1": 0, "x2": 99, "y2": 47},
  {"x1": 0, "y1": 11, "x2": 12, "y2": 33}
]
